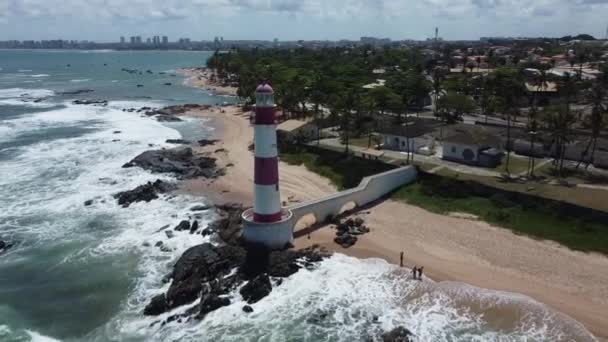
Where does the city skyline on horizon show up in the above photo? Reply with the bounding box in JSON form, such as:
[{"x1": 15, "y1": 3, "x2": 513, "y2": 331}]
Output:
[{"x1": 1, "y1": 0, "x2": 608, "y2": 42}]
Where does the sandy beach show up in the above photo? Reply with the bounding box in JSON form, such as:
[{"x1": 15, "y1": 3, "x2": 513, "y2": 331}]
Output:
[{"x1": 179, "y1": 69, "x2": 608, "y2": 340}]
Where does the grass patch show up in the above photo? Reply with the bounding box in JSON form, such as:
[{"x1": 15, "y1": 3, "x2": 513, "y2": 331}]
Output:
[
  {"x1": 493, "y1": 154, "x2": 530, "y2": 175},
  {"x1": 392, "y1": 178, "x2": 608, "y2": 255},
  {"x1": 279, "y1": 145, "x2": 394, "y2": 189}
]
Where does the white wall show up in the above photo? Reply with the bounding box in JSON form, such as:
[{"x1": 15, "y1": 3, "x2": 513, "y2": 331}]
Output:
[
  {"x1": 383, "y1": 134, "x2": 435, "y2": 153},
  {"x1": 242, "y1": 165, "x2": 418, "y2": 249},
  {"x1": 288, "y1": 166, "x2": 418, "y2": 225},
  {"x1": 442, "y1": 142, "x2": 478, "y2": 162}
]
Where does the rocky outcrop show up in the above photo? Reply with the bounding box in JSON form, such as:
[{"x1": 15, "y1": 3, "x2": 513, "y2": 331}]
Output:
[
  {"x1": 143, "y1": 241, "x2": 330, "y2": 320},
  {"x1": 122, "y1": 147, "x2": 223, "y2": 179},
  {"x1": 166, "y1": 139, "x2": 191, "y2": 145},
  {"x1": 156, "y1": 115, "x2": 182, "y2": 122},
  {"x1": 382, "y1": 327, "x2": 414, "y2": 342},
  {"x1": 174, "y1": 220, "x2": 190, "y2": 232},
  {"x1": 198, "y1": 139, "x2": 218, "y2": 147},
  {"x1": 72, "y1": 99, "x2": 108, "y2": 106},
  {"x1": 333, "y1": 217, "x2": 370, "y2": 248},
  {"x1": 239, "y1": 274, "x2": 272, "y2": 304},
  {"x1": 59, "y1": 89, "x2": 94, "y2": 95},
  {"x1": 205, "y1": 204, "x2": 245, "y2": 245},
  {"x1": 113, "y1": 180, "x2": 176, "y2": 207},
  {"x1": 0, "y1": 239, "x2": 15, "y2": 254}
]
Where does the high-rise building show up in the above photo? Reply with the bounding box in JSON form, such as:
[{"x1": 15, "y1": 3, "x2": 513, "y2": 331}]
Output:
[
  {"x1": 120, "y1": 36, "x2": 125, "y2": 44},
  {"x1": 135, "y1": 36, "x2": 142, "y2": 44},
  {"x1": 146, "y1": 38, "x2": 152, "y2": 44},
  {"x1": 162, "y1": 36, "x2": 168, "y2": 45}
]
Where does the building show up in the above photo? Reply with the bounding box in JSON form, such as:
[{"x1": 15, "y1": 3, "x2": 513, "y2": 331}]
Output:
[
  {"x1": 241, "y1": 83, "x2": 294, "y2": 249},
  {"x1": 120, "y1": 36, "x2": 125, "y2": 44},
  {"x1": 525, "y1": 81, "x2": 559, "y2": 106},
  {"x1": 442, "y1": 125, "x2": 503, "y2": 167},
  {"x1": 162, "y1": 36, "x2": 168, "y2": 45},
  {"x1": 277, "y1": 120, "x2": 318, "y2": 143},
  {"x1": 378, "y1": 118, "x2": 439, "y2": 156}
]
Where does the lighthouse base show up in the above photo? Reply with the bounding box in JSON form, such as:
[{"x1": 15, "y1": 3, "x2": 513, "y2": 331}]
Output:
[{"x1": 242, "y1": 208, "x2": 294, "y2": 250}]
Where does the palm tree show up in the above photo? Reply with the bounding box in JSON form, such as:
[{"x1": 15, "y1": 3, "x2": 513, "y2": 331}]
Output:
[
  {"x1": 543, "y1": 106, "x2": 577, "y2": 177},
  {"x1": 526, "y1": 105, "x2": 539, "y2": 177},
  {"x1": 577, "y1": 84, "x2": 606, "y2": 168}
]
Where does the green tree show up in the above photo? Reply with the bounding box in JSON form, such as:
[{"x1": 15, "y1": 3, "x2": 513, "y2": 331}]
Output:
[
  {"x1": 578, "y1": 84, "x2": 607, "y2": 169},
  {"x1": 543, "y1": 105, "x2": 577, "y2": 177}
]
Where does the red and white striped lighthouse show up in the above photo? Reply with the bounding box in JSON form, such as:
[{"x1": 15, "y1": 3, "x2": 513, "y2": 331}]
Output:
[{"x1": 252, "y1": 83, "x2": 282, "y2": 223}]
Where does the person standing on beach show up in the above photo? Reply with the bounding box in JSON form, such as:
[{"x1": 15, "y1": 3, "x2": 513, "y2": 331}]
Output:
[
  {"x1": 418, "y1": 266, "x2": 424, "y2": 280},
  {"x1": 412, "y1": 266, "x2": 417, "y2": 280},
  {"x1": 400, "y1": 251, "x2": 404, "y2": 267}
]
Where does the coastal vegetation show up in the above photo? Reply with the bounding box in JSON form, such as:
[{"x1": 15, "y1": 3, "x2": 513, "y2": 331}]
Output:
[
  {"x1": 280, "y1": 145, "x2": 608, "y2": 254},
  {"x1": 209, "y1": 44, "x2": 607, "y2": 179}
]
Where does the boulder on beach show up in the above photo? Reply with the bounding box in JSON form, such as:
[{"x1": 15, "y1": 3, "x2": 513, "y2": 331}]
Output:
[
  {"x1": 113, "y1": 180, "x2": 176, "y2": 207},
  {"x1": 334, "y1": 234, "x2": 357, "y2": 248},
  {"x1": 198, "y1": 139, "x2": 218, "y2": 147},
  {"x1": 122, "y1": 147, "x2": 222, "y2": 179}
]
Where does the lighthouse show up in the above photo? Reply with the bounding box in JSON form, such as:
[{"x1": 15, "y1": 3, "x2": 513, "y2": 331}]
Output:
[
  {"x1": 252, "y1": 83, "x2": 281, "y2": 223},
  {"x1": 242, "y1": 82, "x2": 294, "y2": 249}
]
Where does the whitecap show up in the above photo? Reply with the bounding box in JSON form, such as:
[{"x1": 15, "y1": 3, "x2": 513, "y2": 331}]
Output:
[
  {"x1": 0, "y1": 87, "x2": 55, "y2": 99},
  {"x1": 26, "y1": 330, "x2": 62, "y2": 342},
  {"x1": 18, "y1": 69, "x2": 33, "y2": 72},
  {"x1": 70, "y1": 79, "x2": 90, "y2": 83}
]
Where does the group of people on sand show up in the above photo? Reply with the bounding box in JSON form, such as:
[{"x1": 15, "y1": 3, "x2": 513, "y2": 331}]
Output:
[{"x1": 400, "y1": 251, "x2": 424, "y2": 280}]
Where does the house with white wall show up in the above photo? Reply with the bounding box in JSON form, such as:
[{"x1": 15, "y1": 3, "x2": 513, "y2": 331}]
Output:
[
  {"x1": 379, "y1": 118, "x2": 440, "y2": 156},
  {"x1": 442, "y1": 125, "x2": 503, "y2": 167}
]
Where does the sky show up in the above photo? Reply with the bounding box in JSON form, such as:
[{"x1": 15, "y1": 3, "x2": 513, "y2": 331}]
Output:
[{"x1": 1, "y1": 0, "x2": 608, "y2": 41}]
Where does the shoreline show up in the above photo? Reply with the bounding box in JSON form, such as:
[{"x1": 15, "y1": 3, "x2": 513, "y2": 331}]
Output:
[{"x1": 177, "y1": 68, "x2": 608, "y2": 340}]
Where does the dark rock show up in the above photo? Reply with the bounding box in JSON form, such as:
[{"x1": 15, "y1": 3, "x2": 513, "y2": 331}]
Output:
[
  {"x1": 58, "y1": 89, "x2": 94, "y2": 95},
  {"x1": 84, "y1": 199, "x2": 93, "y2": 206},
  {"x1": 113, "y1": 131, "x2": 121, "y2": 134},
  {"x1": 143, "y1": 242, "x2": 151, "y2": 247},
  {"x1": 239, "y1": 274, "x2": 272, "y2": 304},
  {"x1": 198, "y1": 139, "x2": 219, "y2": 147},
  {"x1": 189, "y1": 221, "x2": 199, "y2": 234},
  {"x1": 201, "y1": 228, "x2": 212, "y2": 237},
  {"x1": 166, "y1": 139, "x2": 191, "y2": 145},
  {"x1": 122, "y1": 147, "x2": 221, "y2": 179},
  {"x1": 72, "y1": 99, "x2": 108, "y2": 106},
  {"x1": 144, "y1": 294, "x2": 168, "y2": 316},
  {"x1": 242, "y1": 305, "x2": 254, "y2": 313},
  {"x1": 143, "y1": 243, "x2": 329, "y2": 317},
  {"x1": 174, "y1": 220, "x2": 190, "y2": 232},
  {"x1": 113, "y1": 180, "x2": 176, "y2": 207},
  {"x1": 160, "y1": 245, "x2": 172, "y2": 253},
  {"x1": 155, "y1": 241, "x2": 164, "y2": 247},
  {"x1": 190, "y1": 205, "x2": 210, "y2": 211},
  {"x1": 382, "y1": 327, "x2": 414, "y2": 342},
  {"x1": 164, "y1": 83, "x2": 172, "y2": 86},
  {"x1": 165, "y1": 230, "x2": 175, "y2": 239},
  {"x1": 137, "y1": 84, "x2": 144, "y2": 87},
  {"x1": 334, "y1": 234, "x2": 357, "y2": 248},
  {"x1": 156, "y1": 115, "x2": 183, "y2": 122},
  {"x1": 160, "y1": 244, "x2": 246, "y2": 313},
  {"x1": 198, "y1": 294, "x2": 230, "y2": 319}
]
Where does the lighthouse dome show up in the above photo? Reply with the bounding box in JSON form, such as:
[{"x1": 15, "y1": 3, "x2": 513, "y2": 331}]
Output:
[{"x1": 256, "y1": 83, "x2": 274, "y2": 93}]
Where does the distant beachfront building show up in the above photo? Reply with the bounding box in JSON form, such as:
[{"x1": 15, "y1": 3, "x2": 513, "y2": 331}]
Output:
[{"x1": 162, "y1": 36, "x2": 168, "y2": 45}]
